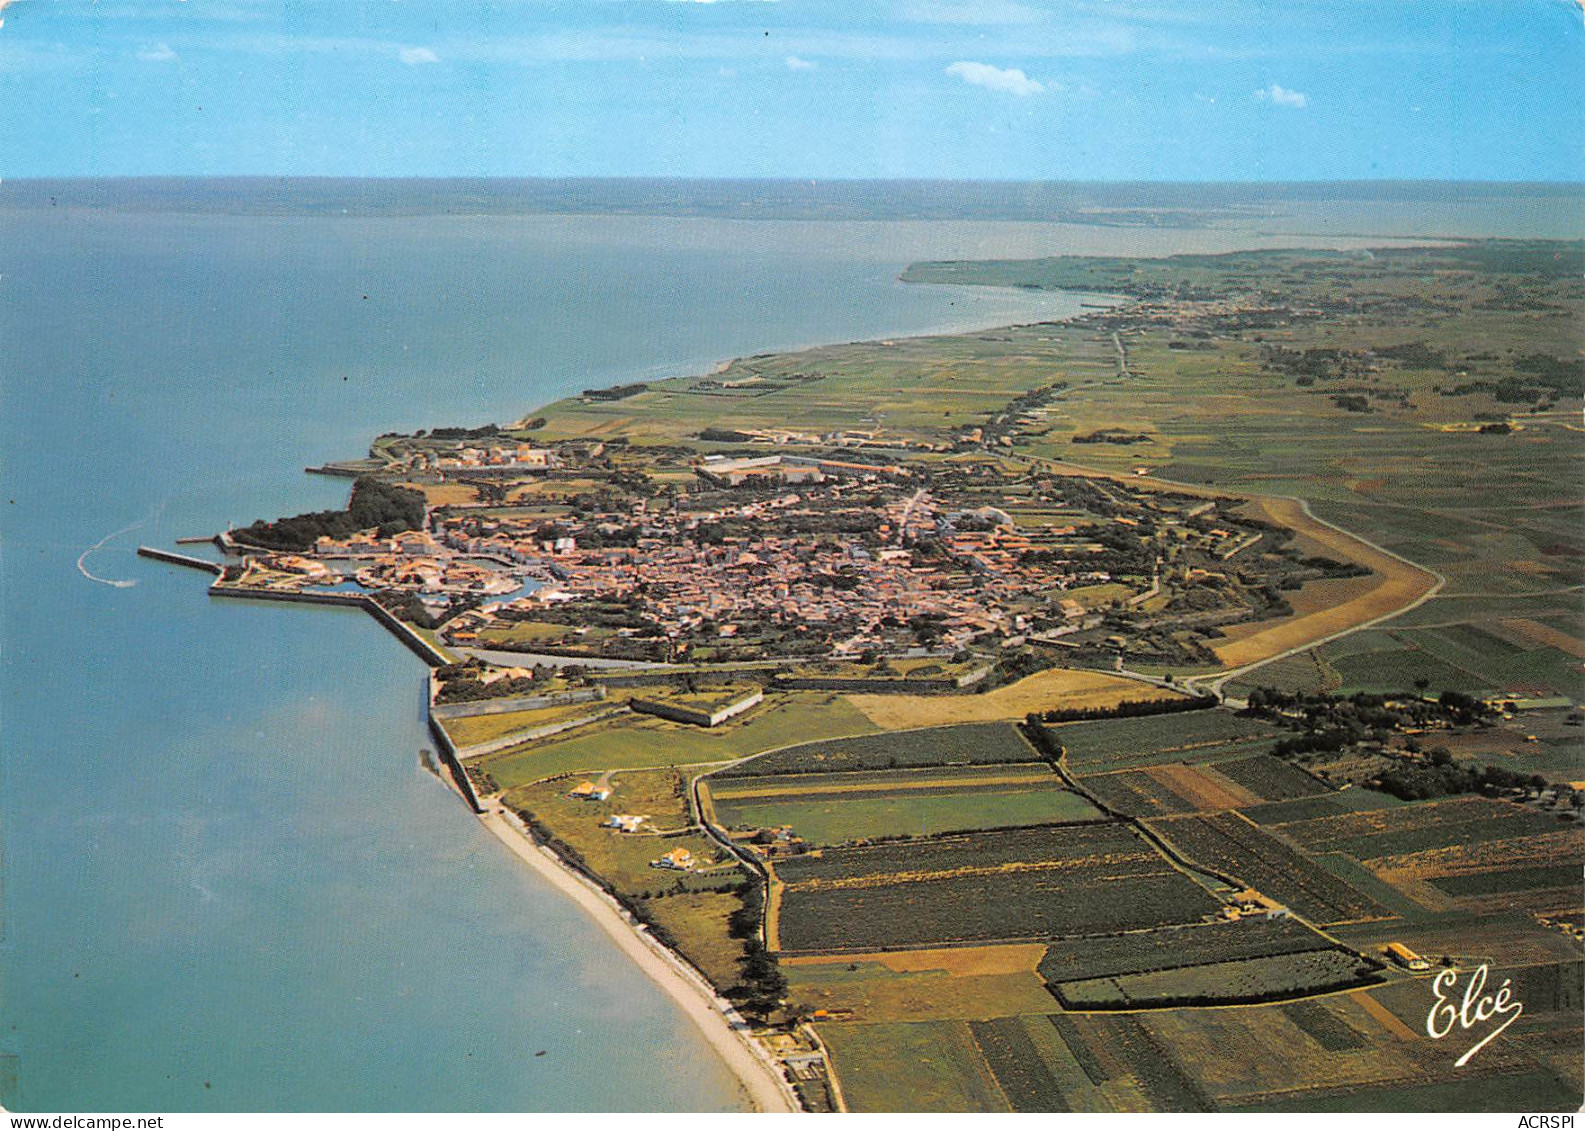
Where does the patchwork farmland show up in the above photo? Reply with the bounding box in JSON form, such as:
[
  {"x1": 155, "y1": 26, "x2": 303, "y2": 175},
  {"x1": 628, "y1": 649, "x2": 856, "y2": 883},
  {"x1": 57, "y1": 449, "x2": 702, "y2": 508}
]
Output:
[
  {"x1": 1041, "y1": 711, "x2": 1283, "y2": 773},
  {"x1": 774, "y1": 822, "x2": 1220, "y2": 952},
  {"x1": 704, "y1": 762, "x2": 1104, "y2": 845},
  {"x1": 1147, "y1": 812, "x2": 1389, "y2": 925},
  {"x1": 719, "y1": 721, "x2": 1043, "y2": 778}
]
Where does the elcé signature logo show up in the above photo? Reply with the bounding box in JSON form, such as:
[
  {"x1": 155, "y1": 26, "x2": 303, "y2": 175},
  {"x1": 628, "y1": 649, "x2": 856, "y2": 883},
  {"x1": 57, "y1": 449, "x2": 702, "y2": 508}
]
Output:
[{"x1": 1425, "y1": 963, "x2": 1523, "y2": 1066}]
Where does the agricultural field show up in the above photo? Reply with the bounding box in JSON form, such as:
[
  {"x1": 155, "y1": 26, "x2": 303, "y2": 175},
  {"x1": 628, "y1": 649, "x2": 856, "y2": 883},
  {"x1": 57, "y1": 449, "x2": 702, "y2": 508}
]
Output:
[
  {"x1": 1131, "y1": 986, "x2": 1580, "y2": 1112},
  {"x1": 844, "y1": 666, "x2": 1155, "y2": 729},
  {"x1": 704, "y1": 762, "x2": 1103, "y2": 844},
  {"x1": 719, "y1": 722, "x2": 1040, "y2": 778},
  {"x1": 1035, "y1": 917, "x2": 1339, "y2": 985},
  {"x1": 1048, "y1": 949, "x2": 1379, "y2": 1010},
  {"x1": 1270, "y1": 795, "x2": 1583, "y2": 922},
  {"x1": 1274, "y1": 795, "x2": 1564, "y2": 859},
  {"x1": 1212, "y1": 754, "x2": 1333, "y2": 803},
  {"x1": 815, "y1": 1021, "x2": 1012, "y2": 1113},
  {"x1": 1042, "y1": 710, "x2": 1281, "y2": 773},
  {"x1": 783, "y1": 946, "x2": 1056, "y2": 1024},
  {"x1": 1076, "y1": 769, "x2": 1205, "y2": 817},
  {"x1": 1077, "y1": 761, "x2": 1267, "y2": 815},
  {"x1": 774, "y1": 822, "x2": 1219, "y2": 952},
  {"x1": 1147, "y1": 812, "x2": 1388, "y2": 924},
  {"x1": 1240, "y1": 788, "x2": 1405, "y2": 825},
  {"x1": 807, "y1": 912, "x2": 1580, "y2": 1112},
  {"x1": 969, "y1": 1017, "x2": 1074, "y2": 1112}
]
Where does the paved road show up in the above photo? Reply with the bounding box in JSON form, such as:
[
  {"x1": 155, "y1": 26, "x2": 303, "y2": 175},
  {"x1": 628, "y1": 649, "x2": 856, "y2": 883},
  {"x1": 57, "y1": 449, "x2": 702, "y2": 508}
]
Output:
[{"x1": 459, "y1": 646, "x2": 665, "y2": 670}]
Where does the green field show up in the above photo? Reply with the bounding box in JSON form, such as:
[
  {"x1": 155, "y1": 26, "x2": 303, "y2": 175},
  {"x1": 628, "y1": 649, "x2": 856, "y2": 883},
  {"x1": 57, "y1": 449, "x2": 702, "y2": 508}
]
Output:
[
  {"x1": 713, "y1": 781, "x2": 1104, "y2": 844},
  {"x1": 443, "y1": 701, "x2": 608, "y2": 749},
  {"x1": 1147, "y1": 812, "x2": 1387, "y2": 924},
  {"x1": 817, "y1": 1021, "x2": 1011, "y2": 1113},
  {"x1": 1049, "y1": 949, "x2": 1378, "y2": 1010},
  {"x1": 1036, "y1": 918, "x2": 1338, "y2": 984},
  {"x1": 477, "y1": 693, "x2": 877, "y2": 787},
  {"x1": 1044, "y1": 711, "x2": 1280, "y2": 772},
  {"x1": 1213, "y1": 755, "x2": 1331, "y2": 803},
  {"x1": 776, "y1": 823, "x2": 1219, "y2": 952},
  {"x1": 721, "y1": 722, "x2": 1041, "y2": 777}
]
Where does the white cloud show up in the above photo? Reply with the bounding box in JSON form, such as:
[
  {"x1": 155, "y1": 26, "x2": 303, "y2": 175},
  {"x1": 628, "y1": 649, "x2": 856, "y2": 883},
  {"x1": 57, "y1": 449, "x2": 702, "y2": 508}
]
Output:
[
  {"x1": 1255, "y1": 82, "x2": 1308, "y2": 108},
  {"x1": 399, "y1": 45, "x2": 439, "y2": 65},
  {"x1": 137, "y1": 43, "x2": 177, "y2": 62},
  {"x1": 945, "y1": 60, "x2": 1043, "y2": 96},
  {"x1": 784, "y1": 54, "x2": 815, "y2": 71}
]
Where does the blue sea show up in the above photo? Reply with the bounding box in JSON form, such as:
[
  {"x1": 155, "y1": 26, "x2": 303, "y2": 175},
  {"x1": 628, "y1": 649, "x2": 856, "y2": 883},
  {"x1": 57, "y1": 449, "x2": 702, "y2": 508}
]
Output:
[{"x1": 0, "y1": 181, "x2": 1577, "y2": 1112}]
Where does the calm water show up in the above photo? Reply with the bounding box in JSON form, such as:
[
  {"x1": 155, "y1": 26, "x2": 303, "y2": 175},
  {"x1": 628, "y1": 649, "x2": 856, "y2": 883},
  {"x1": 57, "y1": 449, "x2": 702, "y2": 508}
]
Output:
[{"x1": 0, "y1": 184, "x2": 1576, "y2": 1111}]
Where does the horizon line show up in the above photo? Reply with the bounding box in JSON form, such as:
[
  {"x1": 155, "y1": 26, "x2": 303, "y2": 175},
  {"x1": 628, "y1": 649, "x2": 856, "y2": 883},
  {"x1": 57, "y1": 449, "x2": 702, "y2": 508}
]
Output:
[{"x1": 5, "y1": 174, "x2": 1585, "y2": 187}]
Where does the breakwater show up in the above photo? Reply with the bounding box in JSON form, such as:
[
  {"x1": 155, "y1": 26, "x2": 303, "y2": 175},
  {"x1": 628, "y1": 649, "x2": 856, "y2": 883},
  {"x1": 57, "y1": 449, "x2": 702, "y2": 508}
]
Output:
[{"x1": 136, "y1": 546, "x2": 223, "y2": 574}]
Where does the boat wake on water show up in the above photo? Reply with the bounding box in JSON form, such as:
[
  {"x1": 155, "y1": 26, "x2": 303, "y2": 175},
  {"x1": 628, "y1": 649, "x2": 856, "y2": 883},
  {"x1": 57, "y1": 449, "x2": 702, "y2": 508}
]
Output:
[{"x1": 77, "y1": 504, "x2": 166, "y2": 588}]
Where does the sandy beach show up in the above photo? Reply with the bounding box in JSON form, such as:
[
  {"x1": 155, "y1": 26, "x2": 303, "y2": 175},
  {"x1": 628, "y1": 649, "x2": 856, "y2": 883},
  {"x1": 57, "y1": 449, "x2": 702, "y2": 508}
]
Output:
[{"x1": 476, "y1": 805, "x2": 799, "y2": 1114}]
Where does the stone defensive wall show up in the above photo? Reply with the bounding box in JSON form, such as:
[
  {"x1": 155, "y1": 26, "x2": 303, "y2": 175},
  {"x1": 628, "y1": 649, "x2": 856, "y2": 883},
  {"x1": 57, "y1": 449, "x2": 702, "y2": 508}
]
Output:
[
  {"x1": 205, "y1": 584, "x2": 452, "y2": 667},
  {"x1": 430, "y1": 686, "x2": 606, "y2": 721},
  {"x1": 772, "y1": 663, "x2": 992, "y2": 694},
  {"x1": 425, "y1": 705, "x2": 486, "y2": 813},
  {"x1": 630, "y1": 688, "x2": 764, "y2": 728}
]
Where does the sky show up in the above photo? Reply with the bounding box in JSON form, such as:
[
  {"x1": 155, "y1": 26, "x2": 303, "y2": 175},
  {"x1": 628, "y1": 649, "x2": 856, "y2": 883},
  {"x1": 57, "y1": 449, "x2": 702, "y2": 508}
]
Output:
[{"x1": 1, "y1": 0, "x2": 1581, "y2": 181}]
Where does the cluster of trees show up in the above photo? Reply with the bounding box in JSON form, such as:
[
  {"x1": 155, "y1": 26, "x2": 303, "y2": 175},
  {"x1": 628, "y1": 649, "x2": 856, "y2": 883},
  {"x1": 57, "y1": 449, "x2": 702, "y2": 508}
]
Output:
[
  {"x1": 581, "y1": 381, "x2": 649, "y2": 402},
  {"x1": 724, "y1": 882, "x2": 788, "y2": 1019},
  {"x1": 1376, "y1": 747, "x2": 1545, "y2": 801},
  {"x1": 233, "y1": 477, "x2": 426, "y2": 551},
  {"x1": 433, "y1": 662, "x2": 542, "y2": 704},
  {"x1": 1373, "y1": 341, "x2": 1450, "y2": 370},
  {"x1": 1247, "y1": 687, "x2": 1492, "y2": 730},
  {"x1": 418, "y1": 423, "x2": 501, "y2": 440},
  {"x1": 375, "y1": 591, "x2": 443, "y2": 630},
  {"x1": 1246, "y1": 688, "x2": 1498, "y2": 767},
  {"x1": 1029, "y1": 694, "x2": 1217, "y2": 726},
  {"x1": 1261, "y1": 345, "x2": 1372, "y2": 385},
  {"x1": 981, "y1": 381, "x2": 1068, "y2": 444},
  {"x1": 1072, "y1": 429, "x2": 1151, "y2": 445}
]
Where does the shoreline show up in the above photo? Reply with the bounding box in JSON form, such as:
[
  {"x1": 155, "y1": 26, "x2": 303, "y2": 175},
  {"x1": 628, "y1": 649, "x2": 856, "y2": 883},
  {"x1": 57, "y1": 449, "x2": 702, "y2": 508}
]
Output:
[{"x1": 475, "y1": 802, "x2": 799, "y2": 1114}]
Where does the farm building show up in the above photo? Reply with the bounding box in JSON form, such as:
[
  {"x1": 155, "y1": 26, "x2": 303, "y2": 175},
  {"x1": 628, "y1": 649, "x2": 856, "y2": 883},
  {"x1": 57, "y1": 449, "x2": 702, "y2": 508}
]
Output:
[
  {"x1": 568, "y1": 781, "x2": 611, "y2": 802},
  {"x1": 651, "y1": 847, "x2": 694, "y2": 871},
  {"x1": 1385, "y1": 942, "x2": 1431, "y2": 971}
]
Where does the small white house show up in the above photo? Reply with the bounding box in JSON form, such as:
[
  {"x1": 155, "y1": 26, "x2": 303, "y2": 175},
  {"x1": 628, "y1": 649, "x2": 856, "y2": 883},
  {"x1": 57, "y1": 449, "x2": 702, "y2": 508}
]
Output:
[{"x1": 603, "y1": 814, "x2": 649, "y2": 834}]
